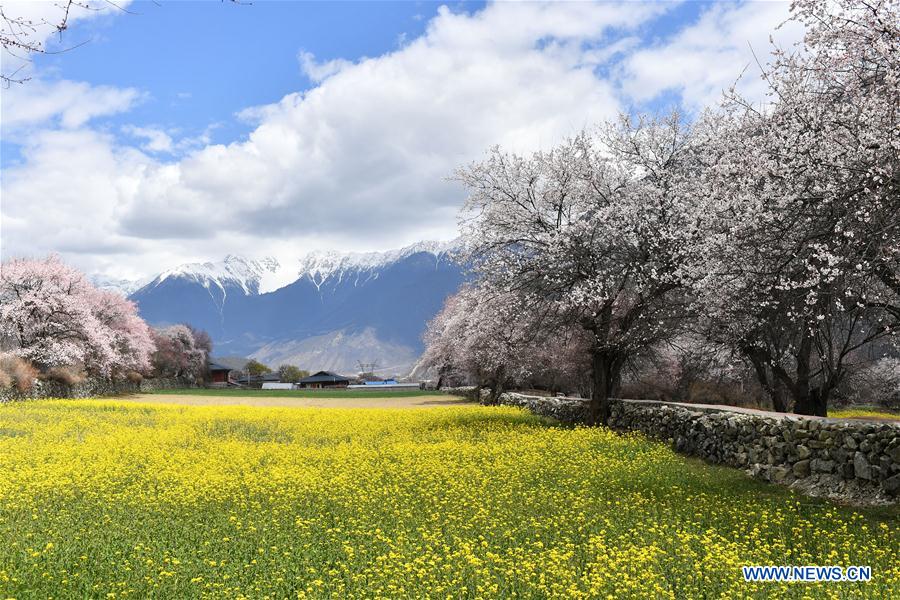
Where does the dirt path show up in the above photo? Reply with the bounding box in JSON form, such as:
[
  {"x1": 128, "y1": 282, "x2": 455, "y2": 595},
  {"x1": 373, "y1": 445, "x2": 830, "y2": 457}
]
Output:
[{"x1": 112, "y1": 393, "x2": 473, "y2": 409}]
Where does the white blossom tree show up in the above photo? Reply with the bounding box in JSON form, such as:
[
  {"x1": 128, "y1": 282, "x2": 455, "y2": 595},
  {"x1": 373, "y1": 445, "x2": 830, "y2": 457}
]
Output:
[
  {"x1": 457, "y1": 114, "x2": 702, "y2": 424},
  {"x1": 693, "y1": 0, "x2": 899, "y2": 416}
]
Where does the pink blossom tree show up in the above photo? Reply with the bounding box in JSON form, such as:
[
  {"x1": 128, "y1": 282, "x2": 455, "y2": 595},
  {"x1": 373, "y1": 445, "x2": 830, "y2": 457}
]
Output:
[
  {"x1": 0, "y1": 255, "x2": 155, "y2": 376},
  {"x1": 424, "y1": 285, "x2": 594, "y2": 399},
  {"x1": 150, "y1": 324, "x2": 211, "y2": 381},
  {"x1": 422, "y1": 285, "x2": 541, "y2": 403},
  {"x1": 89, "y1": 288, "x2": 155, "y2": 375}
]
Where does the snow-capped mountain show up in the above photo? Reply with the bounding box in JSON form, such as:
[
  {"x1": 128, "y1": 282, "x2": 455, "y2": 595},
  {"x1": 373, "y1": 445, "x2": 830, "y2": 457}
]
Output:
[
  {"x1": 128, "y1": 240, "x2": 464, "y2": 375},
  {"x1": 139, "y1": 241, "x2": 459, "y2": 296},
  {"x1": 292, "y1": 240, "x2": 458, "y2": 291},
  {"x1": 149, "y1": 254, "x2": 284, "y2": 297}
]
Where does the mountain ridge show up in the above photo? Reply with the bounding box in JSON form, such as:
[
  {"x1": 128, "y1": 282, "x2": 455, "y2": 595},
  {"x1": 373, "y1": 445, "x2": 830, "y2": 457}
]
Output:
[
  {"x1": 125, "y1": 240, "x2": 464, "y2": 376},
  {"x1": 115, "y1": 239, "x2": 460, "y2": 297}
]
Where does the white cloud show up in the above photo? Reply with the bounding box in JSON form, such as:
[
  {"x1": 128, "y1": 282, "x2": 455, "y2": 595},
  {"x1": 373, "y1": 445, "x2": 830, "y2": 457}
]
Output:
[
  {"x1": 1, "y1": 78, "x2": 142, "y2": 132},
  {"x1": 113, "y1": 1, "x2": 667, "y2": 241},
  {"x1": 1, "y1": 127, "x2": 151, "y2": 261},
  {"x1": 3, "y1": 1, "x2": 672, "y2": 278},
  {"x1": 298, "y1": 51, "x2": 355, "y2": 83},
  {"x1": 121, "y1": 125, "x2": 214, "y2": 155},
  {"x1": 122, "y1": 125, "x2": 174, "y2": 153},
  {"x1": 619, "y1": 1, "x2": 805, "y2": 109},
  {"x1": 6, "y1": 2, "x2": 809, "y2": 281}
]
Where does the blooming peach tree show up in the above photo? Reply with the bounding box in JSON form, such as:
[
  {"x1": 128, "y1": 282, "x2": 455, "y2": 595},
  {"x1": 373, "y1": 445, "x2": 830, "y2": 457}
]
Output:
[
  {"x1": 693, "y1": 0, "x2": 899, "y2": 415},
  {"x1": 150, "y1": 324, "x2": 211, "y2": 381},
  {"x1": 457, "y1": 114, "x2": 702, "y2": 424},
  {"x1": 0, "y1": 255, "x2": 154, "y2": 377},
  {"x1": 422, "y1": 285, "x2": 540, "y2": 403},
  {"x1": 423, "y1": 283, "x2": 592, "y2": 400}
]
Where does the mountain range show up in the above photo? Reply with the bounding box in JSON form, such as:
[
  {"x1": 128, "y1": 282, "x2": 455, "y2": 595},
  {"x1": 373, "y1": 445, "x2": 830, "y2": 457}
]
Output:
[{"x1": 117, "y1": 241, "x2": 464, "y2": 376}]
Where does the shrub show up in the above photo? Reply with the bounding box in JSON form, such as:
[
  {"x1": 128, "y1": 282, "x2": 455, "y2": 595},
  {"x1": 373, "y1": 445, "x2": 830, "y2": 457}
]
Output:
[
  {"x1": 0, "y1": 354, "x2": 38, "y2": 393},
  {"x1": 686, "y1": 380, "x2": 762, "y2": 409},
  {"x1": 125, "y1": 370, "x2": 143, "y2": 384},
  {"x1": 42, "y1": 365, "x2": 87, "y2": 386},
  {"x1": 838, "y1": 358, "x2": 900, "y2": 409}
]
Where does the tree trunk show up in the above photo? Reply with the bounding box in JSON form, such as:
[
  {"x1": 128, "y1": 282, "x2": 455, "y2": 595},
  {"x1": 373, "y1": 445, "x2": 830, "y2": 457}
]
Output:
[
  {"x1": 793, "y1": 386, "x2": 812, "y2": 415},
  {"x1": 794, "y1": 386, "x2": 829, "y2": 417},
  {"x1": 745, "y1": 349, "x2": 789, "y2": 413},
  {"x1": 813, "y1": 388, "x2": 828, "y2": 417},
  {"x1": 588, "y1": 348, "x2": 620, "y2": 426},
  {"x1": 789, "y1": 334, "x2": 830, "y2": 416},
  {"x1": 770, "y1": 384, "x2": 789, "y2": 413},
  {"x1": 488, "y1": 365, "x2": 506, "y2": 405}
]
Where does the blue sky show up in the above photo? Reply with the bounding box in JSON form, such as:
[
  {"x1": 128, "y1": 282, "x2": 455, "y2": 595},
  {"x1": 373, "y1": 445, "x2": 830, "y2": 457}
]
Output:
[
  {"x1": 1, "y1": 1, "x2": 801, "y2": 279},
  {"x1": 32, "y1": 2, "x2": 462, "y2": 149},
  {"x1": 14, "y1": 1, "x2": 705, "y2": 154}
]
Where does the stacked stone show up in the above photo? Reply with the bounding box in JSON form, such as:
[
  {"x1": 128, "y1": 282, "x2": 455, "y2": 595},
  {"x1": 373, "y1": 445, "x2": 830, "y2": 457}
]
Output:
[
  {"x1": 439, "y1": 386, "x2": 481, "y2": 401},
  {"x1": 608, "y1": 400, "x2": 900, "y2": 499},
  {"x1": 0, "y1": 376, "x2": 195, "y2": 403},
  {"x1": 496, "y1": 392, "x2": 899, "y2": 503},
  {"x1": 498, "y1": 392, "x2": 590, "y2": 423}
]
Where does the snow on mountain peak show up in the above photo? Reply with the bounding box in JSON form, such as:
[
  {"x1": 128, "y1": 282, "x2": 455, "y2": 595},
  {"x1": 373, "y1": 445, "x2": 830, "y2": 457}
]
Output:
[
  {"x1": 294, "y1": 239, "x2": 459, "y2": 289},
  {"x1": 154, "y1": 255, "x2": 281, "y2": 296},
  {"x1": 89, "y1": 275, "x2": 150, "y2": 296},
  {"x1": 134, "y1": 240, "x2": 459, "y2": 296}
]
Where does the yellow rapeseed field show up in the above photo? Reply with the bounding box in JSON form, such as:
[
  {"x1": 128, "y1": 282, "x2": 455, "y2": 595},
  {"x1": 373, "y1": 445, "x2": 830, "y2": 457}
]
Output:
[
  {"x1": 830, "y1": 408, "x2": 900, "y2": 421},
  {"x1": 0, "y1": 399, "x2": 897, "y2": 599}
]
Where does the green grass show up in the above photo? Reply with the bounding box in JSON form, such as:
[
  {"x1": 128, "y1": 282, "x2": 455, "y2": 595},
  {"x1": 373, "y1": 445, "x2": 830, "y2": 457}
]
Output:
[
  {"x1": 148, "y1": 387, "x2": 448, "y2": 398},
  {"x1": 0, "y1": 400, "x2": 897, "y2": 599}
]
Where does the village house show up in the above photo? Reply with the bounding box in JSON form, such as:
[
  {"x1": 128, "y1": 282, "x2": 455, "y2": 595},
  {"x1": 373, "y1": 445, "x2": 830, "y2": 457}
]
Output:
[
  {"x1": 298, "y1": 371, "x2": 351, "y2": 389},
  {"x1": 208, "y1": 362, "x2": 233, "y2": 388}
]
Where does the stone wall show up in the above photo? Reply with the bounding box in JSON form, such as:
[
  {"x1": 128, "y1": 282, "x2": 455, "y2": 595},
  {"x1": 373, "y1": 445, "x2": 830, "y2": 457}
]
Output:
[
  {"x1": 497, "y1": 392, "x2": 900, "y2": 504},
  {"x1": 0, "y1": 377, "x2": 193, "y2": 403},
  {"x1": 496, "y1": 392, "x2": 590, "y2": 423},
  {"x1": 439, "y1": 386, "x2": 482, "y2": 401}
]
